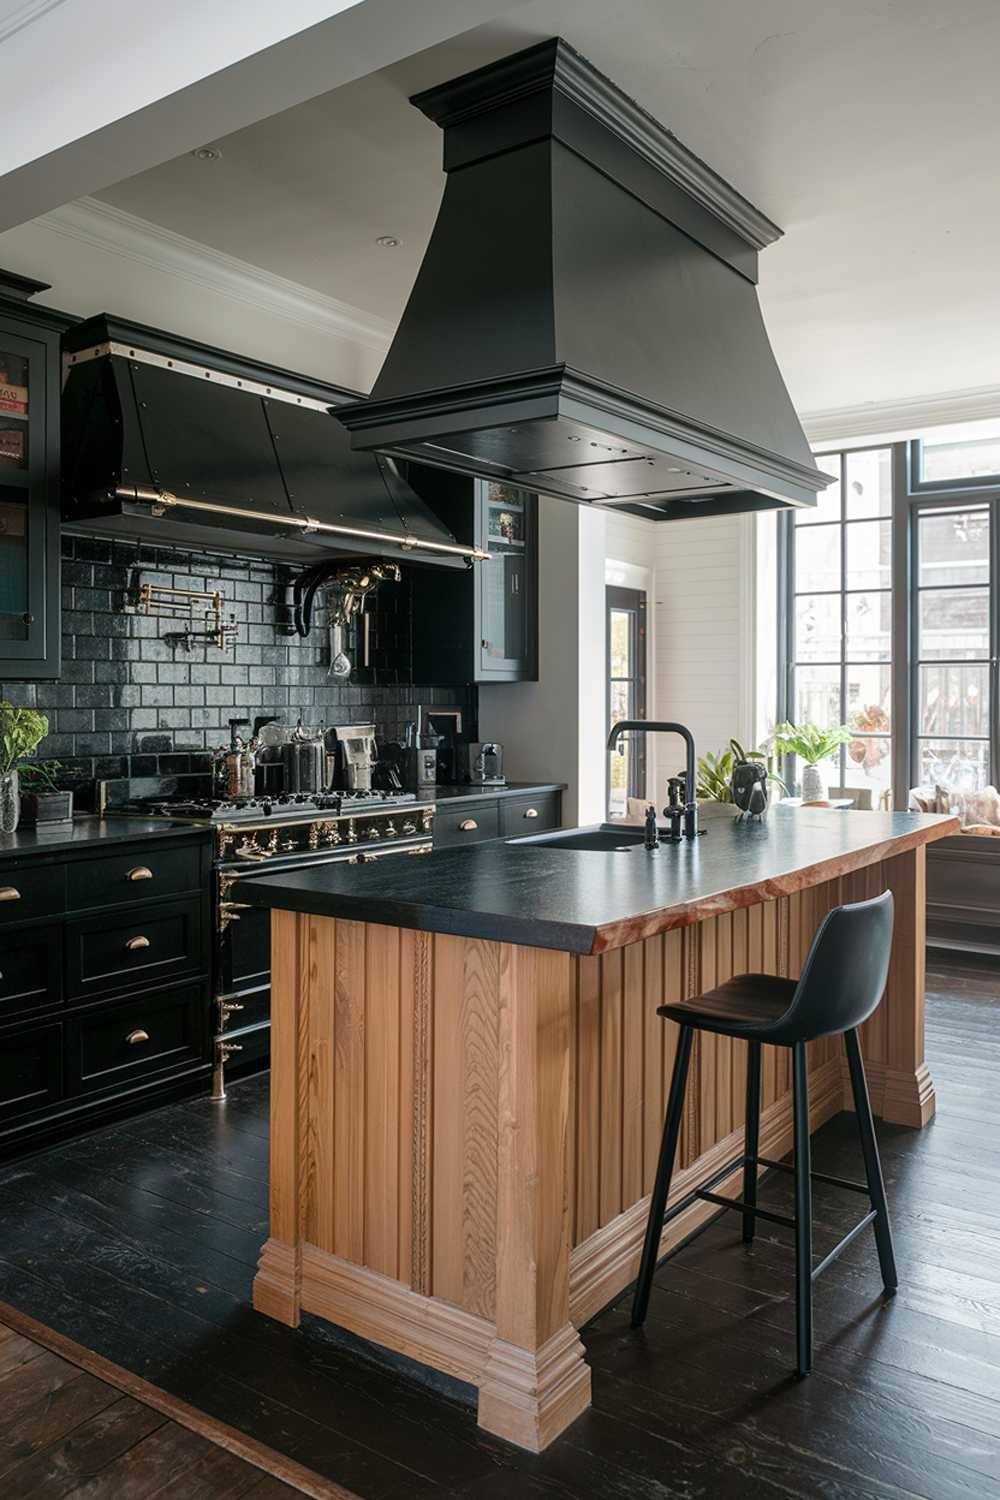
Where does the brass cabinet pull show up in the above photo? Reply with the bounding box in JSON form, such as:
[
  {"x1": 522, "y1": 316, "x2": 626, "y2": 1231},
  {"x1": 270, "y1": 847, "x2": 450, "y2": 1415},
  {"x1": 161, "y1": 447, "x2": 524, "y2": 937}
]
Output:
[
  {"x1": 523, "y1": 808, "x2": 539, "y2": 819},
  {"x1": 459, "y1": 818, "x2": 478, "y2": 831},
  {"x1": 126, "y1": 1029, "x2": 150, "y2": 1045},
  {"x1": 125, "y1": 935, "x2": 150, "y2": 951},
  {"x1": 127, "y1": 866, "x2": 153, "y2": 881},
  {"x1": 0, "y1": 886, "x2": 21, "y2": 902}
]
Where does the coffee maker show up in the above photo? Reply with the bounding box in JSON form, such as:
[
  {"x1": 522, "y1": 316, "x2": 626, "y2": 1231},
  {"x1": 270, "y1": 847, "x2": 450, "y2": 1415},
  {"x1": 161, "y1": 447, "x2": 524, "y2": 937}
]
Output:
[
  {"x1": 468, "y1": 742, "x2": 505, "y2": 787},
  {"x1": 328, "y1": 723, "x2": 377, "y2": 792}
]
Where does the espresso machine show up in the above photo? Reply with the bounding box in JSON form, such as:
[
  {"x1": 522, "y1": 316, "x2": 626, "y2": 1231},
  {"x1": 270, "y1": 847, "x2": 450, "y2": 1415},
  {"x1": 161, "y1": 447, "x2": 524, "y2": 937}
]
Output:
[
  {"x1": 328, "y1": 723, "x2": 377, "y2": 793},
  {"x1": 467, "y1": 742, "x2": 505, "y2": 787}
]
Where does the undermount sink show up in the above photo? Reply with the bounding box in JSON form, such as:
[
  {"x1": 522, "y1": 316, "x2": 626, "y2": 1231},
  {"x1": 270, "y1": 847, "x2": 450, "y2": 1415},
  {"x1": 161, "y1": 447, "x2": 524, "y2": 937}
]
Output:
[{"x1": 509, "y1": 824, "x2": 652, "y2": 852}]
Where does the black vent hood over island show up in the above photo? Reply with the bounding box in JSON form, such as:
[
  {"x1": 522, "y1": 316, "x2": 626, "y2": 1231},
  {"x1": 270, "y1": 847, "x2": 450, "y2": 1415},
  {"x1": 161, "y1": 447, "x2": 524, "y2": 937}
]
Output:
[
  {"x1": 61, "y1": 314, "x2": 484, "y2": 566},
  {"x1": 338, "y1": 38, "x2": 827, "y2": 521}
]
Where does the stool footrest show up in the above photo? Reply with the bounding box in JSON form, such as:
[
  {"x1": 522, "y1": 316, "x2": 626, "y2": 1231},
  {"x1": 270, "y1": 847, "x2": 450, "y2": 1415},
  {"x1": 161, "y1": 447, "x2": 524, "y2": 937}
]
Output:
[
  {"x1": 695, "y1": 1189, "x2": 795, "y2": 1228},
  {"x1": 754, "y1": 1156, "x2": 870, "y2": 1196},
  {"x1": 811, "y1": 1210, "x2": 878, "y2": 1282}
]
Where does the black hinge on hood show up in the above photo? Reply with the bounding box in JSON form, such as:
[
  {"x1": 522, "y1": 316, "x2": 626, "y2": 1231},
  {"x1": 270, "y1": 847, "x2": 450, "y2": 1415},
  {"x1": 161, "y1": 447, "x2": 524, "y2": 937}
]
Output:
[
  {"x1": 337, "y1": 38, "x2": 828, "y2": 522},
  {"x1": 60, "y1": 314, "x2": 485, "y2": 567}
]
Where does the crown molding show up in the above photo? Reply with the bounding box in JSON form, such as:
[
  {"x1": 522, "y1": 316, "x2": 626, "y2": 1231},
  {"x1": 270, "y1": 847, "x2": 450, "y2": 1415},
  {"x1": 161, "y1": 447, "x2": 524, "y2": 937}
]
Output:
[
  {"x1": 801, "y1": 383, "x2": 1000, "y2": 446},
  {"x1": 0, "y1": 0, "x2": 70, "y2": 45},
  {"x1": 35, "y1": 195, "x2": 394, "y2": 355}
]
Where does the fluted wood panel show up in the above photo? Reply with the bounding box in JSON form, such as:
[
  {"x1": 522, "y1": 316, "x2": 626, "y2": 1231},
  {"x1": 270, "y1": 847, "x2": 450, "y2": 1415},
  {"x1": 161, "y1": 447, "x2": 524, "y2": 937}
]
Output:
[{"x1": 269, "y1": 858, "x2": 923, "y2": 1316}]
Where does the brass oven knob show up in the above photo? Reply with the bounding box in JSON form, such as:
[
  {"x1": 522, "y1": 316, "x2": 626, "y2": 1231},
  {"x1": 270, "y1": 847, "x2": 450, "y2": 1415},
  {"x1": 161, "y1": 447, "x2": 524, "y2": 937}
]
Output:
[{"x1": 402, "y1": 820, "x2": 417, "y2": 836}]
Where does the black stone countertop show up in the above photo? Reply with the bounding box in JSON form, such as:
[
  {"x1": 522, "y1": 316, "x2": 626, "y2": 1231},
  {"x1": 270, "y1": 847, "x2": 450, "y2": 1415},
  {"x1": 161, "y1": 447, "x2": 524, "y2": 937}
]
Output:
[
  {"x1": 0, "y1": 816, "x2": 208, "y2": 861},
  {"x1": 417, "y1": 782, "x2": 566, "y2": 806},
  {"x1": 233, "y1": 806, "x2": 958, "y2": 955}
]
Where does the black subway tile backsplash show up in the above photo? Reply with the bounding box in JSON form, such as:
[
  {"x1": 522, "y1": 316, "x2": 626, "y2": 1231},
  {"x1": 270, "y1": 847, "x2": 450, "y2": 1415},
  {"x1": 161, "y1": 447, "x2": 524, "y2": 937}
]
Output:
[{"x1": 3, "y1": 534, "x2": 475, "y2": 791}]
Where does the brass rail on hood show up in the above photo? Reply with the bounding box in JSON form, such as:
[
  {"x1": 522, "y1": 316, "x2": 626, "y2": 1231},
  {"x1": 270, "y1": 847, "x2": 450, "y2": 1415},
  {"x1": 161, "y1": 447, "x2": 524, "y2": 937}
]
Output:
[{"x1": 114, "y1": 484, "x2": 489, "y2": 563}]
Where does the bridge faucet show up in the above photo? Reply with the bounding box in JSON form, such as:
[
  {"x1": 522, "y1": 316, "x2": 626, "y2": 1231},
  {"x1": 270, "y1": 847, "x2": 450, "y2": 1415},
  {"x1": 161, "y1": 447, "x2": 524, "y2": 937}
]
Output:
[{"x1": 607, "y1": 720, "x2": 699, "y2": 841}]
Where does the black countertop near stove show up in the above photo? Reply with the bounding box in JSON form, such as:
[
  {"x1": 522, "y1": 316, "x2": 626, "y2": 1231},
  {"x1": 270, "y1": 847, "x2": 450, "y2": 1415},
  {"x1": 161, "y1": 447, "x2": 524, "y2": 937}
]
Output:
[
  {"x1": 417, "y1": 782, "x2": 566, "y2": 805},
  {"x1": 0, "y1": 816, "x2": 209, "y2": 861},
  {"x1": 233, "y1": 806, "x2": 957, "y2": 955}
]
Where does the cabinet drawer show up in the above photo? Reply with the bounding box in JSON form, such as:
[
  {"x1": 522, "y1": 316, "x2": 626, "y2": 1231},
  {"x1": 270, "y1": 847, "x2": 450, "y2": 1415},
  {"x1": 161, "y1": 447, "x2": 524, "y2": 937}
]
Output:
[
  {"x1": 65, "y1": 895, "x2": 205, "y2": 1001},
  {"x1": 0, "y1": 1021, "x2": 62, "y2": 1122},
  {"x1": 0, "y1": 864, "x2": 65, "y2": 926},
  {"x1": 66, "y1": 981, "x2": 207, "y2": 1097},
  {"x1": 499, "y1": 794, "x2": 560, "y2": 837},
  {"x1": 0, "y1": 922, "x2": 62, "y2": 1020},
  {"x1": 67, "y1": 841, "x2": 202, "y2": 913},
  {"x1": 433, "y1": 801, "x2": 500, "y2": 846}
]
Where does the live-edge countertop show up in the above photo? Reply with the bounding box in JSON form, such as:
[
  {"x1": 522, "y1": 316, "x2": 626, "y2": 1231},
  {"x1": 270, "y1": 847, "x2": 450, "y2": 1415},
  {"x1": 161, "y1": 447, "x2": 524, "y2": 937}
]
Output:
[
  {"x1": 0, "y1": 815, "x2": 208, "y2": 860},
  {"x1": 233, "y1": 806, "x2": 959, "y2": 955}
]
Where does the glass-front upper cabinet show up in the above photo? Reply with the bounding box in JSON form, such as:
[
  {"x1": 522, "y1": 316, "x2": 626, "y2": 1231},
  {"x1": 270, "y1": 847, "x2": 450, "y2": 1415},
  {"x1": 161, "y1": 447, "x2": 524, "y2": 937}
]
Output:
[
  {"x1": 476, "y1": 481, "x2": 538, "y2": 680},
  {"x1": 0, "y1": 306, "x2": 60, "y2": 680}
]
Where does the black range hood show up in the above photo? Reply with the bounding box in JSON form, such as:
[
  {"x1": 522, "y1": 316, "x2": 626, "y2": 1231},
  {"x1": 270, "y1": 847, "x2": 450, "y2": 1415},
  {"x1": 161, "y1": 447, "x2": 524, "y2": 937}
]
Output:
[
  {"x1": 338, "y1": 39, "x2": 826, "y2": 521},
  {"x1": 61, "y1": 314, "x2": 483, "y2": 566}
]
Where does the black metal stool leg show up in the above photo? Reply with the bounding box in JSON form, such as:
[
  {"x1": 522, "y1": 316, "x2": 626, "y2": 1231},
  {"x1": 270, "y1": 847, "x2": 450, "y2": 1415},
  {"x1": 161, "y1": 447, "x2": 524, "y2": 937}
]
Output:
[
  {"x1": 792, "y1": 1043, "x2": 813, "y2": 1377},
  {"x1": 742, "y1": 1041, "x2": 762, "y2": 1244},
  {"x1": 631, "y1": 1025, "x2": 693, "y2": 1328},
  {"x1": 844, "y1": 1027, "x2": 898, "y2": 1294}
]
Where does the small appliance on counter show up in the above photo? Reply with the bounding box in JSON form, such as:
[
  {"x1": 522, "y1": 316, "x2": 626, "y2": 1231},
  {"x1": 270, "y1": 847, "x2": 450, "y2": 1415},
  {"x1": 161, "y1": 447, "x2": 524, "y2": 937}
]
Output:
[
  {"x1": 282, "y1": 721, "x2": 326, "y2": 794},
  {"x1": 467, "y1": 741, "x2": 505, "y2": 787},
  {"x1": 400, "y1": 721, "x2": 437, "y2": 791},
  {"x1": 328, "y1": 723, "x2": 377, "y2": 793}
]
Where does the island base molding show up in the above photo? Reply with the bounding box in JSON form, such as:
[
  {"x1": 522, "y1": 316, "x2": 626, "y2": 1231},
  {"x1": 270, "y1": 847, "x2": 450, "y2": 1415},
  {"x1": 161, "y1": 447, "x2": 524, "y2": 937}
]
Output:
[{"x1": 255, "y1": 847, "x2": 932, "y2": 1452}]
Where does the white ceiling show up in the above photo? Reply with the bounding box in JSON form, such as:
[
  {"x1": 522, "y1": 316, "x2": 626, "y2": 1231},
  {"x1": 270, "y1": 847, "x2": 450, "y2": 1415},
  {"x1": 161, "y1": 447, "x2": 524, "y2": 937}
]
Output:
[{"x1": 94, "y1": 0, "x2": 1000, "y2": 417}]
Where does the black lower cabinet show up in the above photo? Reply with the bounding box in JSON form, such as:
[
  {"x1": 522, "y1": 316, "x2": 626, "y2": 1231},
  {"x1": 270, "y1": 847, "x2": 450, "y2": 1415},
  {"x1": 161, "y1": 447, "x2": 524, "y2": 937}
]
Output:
[{"x1": 0, "y1": 831, "x2": 211, "y2": 1158}]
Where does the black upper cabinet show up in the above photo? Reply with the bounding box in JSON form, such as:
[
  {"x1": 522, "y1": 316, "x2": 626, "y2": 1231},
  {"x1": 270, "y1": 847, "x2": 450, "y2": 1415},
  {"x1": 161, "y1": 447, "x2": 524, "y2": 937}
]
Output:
[
  {"x1": 409, "y1": 466, "x2": 538, "y2": 685},
  {"x1": 0, "y1": 275, "x2": 65, "y2": 681}
]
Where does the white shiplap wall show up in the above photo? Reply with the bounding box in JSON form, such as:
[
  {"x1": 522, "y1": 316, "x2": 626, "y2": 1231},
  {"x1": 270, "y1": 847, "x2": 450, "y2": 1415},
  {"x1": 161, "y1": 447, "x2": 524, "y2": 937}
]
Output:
[{"x1": 652, "y1": 514, "x2": 751, "y2": 759}]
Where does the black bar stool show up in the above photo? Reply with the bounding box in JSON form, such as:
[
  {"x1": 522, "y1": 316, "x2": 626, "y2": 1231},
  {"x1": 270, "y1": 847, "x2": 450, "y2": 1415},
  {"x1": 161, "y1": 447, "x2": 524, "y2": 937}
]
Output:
[{"x1": 632, "y1": 890, "x2": 898, "y2": 1376}]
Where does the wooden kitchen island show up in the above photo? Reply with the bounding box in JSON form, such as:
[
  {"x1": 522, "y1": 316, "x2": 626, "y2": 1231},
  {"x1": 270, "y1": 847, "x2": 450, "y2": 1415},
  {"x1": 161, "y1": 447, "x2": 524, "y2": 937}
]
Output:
[{"x1": 234, "y1": 807, "x2": 957, "y2": 1452}]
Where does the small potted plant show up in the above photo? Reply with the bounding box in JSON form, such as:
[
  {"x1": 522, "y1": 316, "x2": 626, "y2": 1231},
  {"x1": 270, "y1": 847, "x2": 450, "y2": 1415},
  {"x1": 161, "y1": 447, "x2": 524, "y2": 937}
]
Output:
[
  {"x1": 0, "y1": 702, "x2": 50, "y2": 833},
  {"x1": 774, "y1": 721, "x2": 852, "y2": 803},
  {"x1": 696, "y1": 739, "x2": 785, "y2": 804}
]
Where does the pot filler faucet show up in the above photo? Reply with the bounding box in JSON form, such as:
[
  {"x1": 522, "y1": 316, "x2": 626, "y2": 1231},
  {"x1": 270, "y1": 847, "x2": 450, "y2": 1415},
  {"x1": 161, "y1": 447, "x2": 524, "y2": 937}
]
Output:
[{"x1": 607, "y1": 721, "x2": 700, "y2": 845}]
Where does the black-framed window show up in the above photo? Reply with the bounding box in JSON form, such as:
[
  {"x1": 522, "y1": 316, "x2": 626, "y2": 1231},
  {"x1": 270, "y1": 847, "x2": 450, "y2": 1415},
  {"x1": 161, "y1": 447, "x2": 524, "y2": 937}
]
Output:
[
  {"x1": 607, "y1": 584, "x2": 647, "y2": 816},
  {"x1": 784, "y1": 446, "x2": 894, "y2": 803},
  {"x1": 781, "y1": 420, "x2": 1000, "y2": 805},
  {"x1": 912, "y1": 501, "x2": 995, "y2": 789}
]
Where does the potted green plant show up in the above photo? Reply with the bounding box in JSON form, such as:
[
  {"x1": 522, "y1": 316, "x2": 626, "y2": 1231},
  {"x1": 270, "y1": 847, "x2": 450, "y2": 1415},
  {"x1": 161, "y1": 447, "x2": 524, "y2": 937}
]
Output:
[
  {"x1": 773, "y1": 721, "x2": 852, "y2": 803},
  {"x1": 696, "y1": 739, "x2": 785, "y2": 804},
  {"x1": 0, "y1": 702, "x2": 50, "y2": 833}
]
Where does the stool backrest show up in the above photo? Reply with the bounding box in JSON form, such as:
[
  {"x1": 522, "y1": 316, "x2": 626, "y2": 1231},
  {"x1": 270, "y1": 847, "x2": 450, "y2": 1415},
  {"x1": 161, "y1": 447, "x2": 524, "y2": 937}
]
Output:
[{"x1": 783, "y1": 890, "x2": 894, "y2": 1040}]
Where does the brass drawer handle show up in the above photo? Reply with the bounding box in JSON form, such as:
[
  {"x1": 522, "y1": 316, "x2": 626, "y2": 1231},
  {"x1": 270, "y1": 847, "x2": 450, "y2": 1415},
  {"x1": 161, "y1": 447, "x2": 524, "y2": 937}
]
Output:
[
  {"x1": 0, "y1": 886, "x2": 21, "y2": 902},
  {"x1": 523, "y1": 808, "x2": 539, "y2": 818},
  {"x1": 459, "y1": 819, "x2": 478, "y2": 831},
  {"x1": 126, "y1": 935, "x2": 150, "y2": 951},
  {"x1": 126, "y1": 1029, "x2": 149, "y2": 1045},
  {"x1": 127, "y1": 866, "x2": 153, "y2": 881}
]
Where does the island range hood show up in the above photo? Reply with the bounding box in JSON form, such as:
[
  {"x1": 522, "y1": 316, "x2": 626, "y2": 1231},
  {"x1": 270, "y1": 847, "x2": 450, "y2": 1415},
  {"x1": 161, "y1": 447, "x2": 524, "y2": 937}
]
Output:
[
  {"x1": 61, "y1": 314, "x2": 484, "y2": 567},
  {"x1": 338, "y1": 38, "x2": 827, "y2": 521}
]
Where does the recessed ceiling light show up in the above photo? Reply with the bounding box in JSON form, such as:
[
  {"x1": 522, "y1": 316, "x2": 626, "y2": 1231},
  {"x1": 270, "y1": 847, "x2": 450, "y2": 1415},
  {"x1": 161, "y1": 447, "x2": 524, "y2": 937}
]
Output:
[
  {"x1": 376, "y1": 235, "x2": 401, "y2": 248},
  {"x1": 191, "y1": 146, "x2": 222, "y2": 162}
]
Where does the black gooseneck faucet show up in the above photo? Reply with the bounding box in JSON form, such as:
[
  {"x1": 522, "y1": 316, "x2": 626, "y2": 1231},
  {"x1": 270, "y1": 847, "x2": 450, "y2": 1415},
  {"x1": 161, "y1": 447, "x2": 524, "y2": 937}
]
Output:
[{"x1": 607, "y1": 720, "x2": 699, "y2": 841}]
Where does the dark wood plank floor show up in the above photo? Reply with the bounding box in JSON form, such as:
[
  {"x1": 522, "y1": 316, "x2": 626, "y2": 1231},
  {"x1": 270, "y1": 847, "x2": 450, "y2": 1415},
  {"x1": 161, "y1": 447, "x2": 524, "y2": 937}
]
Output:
[
  {"x1": 1, "y1": 954, "x2": 999, "y2": 1499},
  {"x1": 0, "y1": 1317, "x2": 314, "y2": 1498}
]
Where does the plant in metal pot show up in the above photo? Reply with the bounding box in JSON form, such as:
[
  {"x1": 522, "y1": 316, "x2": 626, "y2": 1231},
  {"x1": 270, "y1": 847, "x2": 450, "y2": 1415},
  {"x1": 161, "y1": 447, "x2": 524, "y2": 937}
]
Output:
[
  {"x1": 696, "y1": 739, "x2": 786, "y2": 804},
  {"x1": 0, "y1": 702, "x2": 49, "y2": 833},
  {"x1": 773, "y1": 721, "x2": 852, "y2": 802}
]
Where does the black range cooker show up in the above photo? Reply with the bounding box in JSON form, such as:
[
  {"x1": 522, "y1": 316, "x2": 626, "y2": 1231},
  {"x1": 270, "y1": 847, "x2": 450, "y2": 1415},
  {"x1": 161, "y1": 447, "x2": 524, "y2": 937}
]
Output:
[{"x1": 127, "y1": 789, "x2": 434, "y2": 1098}]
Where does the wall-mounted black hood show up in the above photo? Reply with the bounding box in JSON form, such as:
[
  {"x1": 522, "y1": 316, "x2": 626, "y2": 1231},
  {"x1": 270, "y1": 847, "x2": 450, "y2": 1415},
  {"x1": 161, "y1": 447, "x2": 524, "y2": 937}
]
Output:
[
  {"x1": 61, "y1": 314, "x2": 483, "y2": 567},
  {"x1": 337, "y1": 38, "x2": 827, "y2": 522}
]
